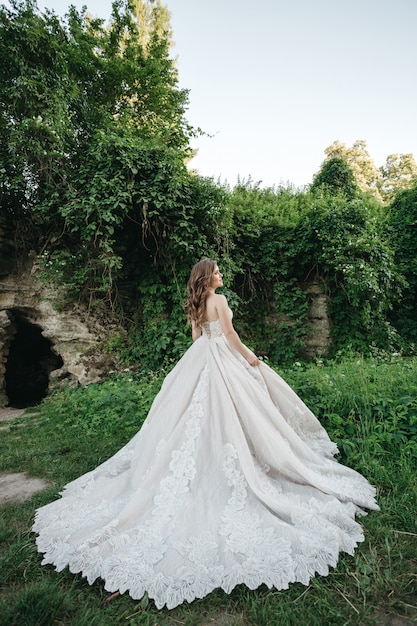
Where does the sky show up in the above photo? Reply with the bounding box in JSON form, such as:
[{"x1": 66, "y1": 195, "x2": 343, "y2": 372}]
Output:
[{"x1": 19, "y1": 0, "x2": 417, "y2": 188}]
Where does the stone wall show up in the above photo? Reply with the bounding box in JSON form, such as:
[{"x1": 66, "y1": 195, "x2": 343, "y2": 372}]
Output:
[
  {"x1": 0, "y1": 255, "x2": 122, "y2": 406},
  {"x1": 304, "y1": 282, "x2": 331, "y2": 357}
]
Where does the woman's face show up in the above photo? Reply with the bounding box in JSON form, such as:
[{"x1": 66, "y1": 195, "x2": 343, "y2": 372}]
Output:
[{"x1": 210, "y1": 265, "x2": 223, "y2": 289}]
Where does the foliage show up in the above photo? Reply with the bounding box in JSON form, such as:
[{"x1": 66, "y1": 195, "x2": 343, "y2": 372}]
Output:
[
  {"x1": 129, "y1": 0, "x2": 173, "y2": 51},
  {"x1": 225, "y1": 181, "x2": 313, "y2": 362},
  {"x1": 324, "y1": 140, "x2": 382, "y2": 201},
  {"x1": 387, "y1": 184, "x2": 417, "y2": 345},
  {"x1": 114, "y1": 173, "x2": 231, "y2": 369},
  {"x1": 0, "y1": 0, "x2": 196, "y2": 304},
  {"x1": 227, "y1": 178, "x2": 404, "y2": 362},
  {"x1": 221, "y1": 155, "x2": 415, "y2": 367},
  {"x1": 0, "y1": 358, "x2": 416, "y2": 624},
  {"x1": 310, "y1": 156, "x2": 358, "y2": 199},
  {"x1": 296, "y1": 192, "x2": 403, "y2": 355},
  {"x1": 379, "y1": 153, "x2": 417, "y2": 203},
  {"x1": 0, "y1": 0, "x2": 237, "y2": 369},
  {"x1": 277, "y1": 356, "x2": 417, "y2": 464},
  {"x1": 323, "y1": 139, "x2": 417, "y2": 203}
]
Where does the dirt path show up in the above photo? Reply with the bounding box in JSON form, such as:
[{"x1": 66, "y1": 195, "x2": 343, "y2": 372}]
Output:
[
  {"x1": 0, "y1": 406, "x2": 50, "y2": 504},
  {"x1": 0, "y1": 406, "x2": 26, "y2": 423}
]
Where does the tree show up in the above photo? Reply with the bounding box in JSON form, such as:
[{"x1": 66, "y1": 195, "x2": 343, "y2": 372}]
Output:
[
  {"x1": 0, "y1": 0, "x2": 233, "y2": 369},
  {"x1": 323, "y1": 140, "x2": 417, "y2": 204},
  {"x1": 0, "y1": 0, "x2": 194, "y2": 301},
  {"x1": 324, "y1": 140, "x2": 382, "y2": 200},
  {"x1": 0, "y1": 0, "x2": 76, "y2": 217},
  {"x1": 378, "y1": 153, "x2": 417, "y2": 203},
  {"x1": 311, "y1": 157, "x2": 358, "y2": 200},
  {"x1": 128, "y1": 0, "x2": 172, "y2": 52}
]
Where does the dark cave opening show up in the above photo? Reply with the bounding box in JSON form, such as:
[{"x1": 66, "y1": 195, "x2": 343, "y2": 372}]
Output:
[{"x1": 5, "y1": 313, "x2": 64, "y2": 408}]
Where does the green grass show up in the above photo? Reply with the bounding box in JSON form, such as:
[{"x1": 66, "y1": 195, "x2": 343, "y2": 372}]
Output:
[{"x1": 0, "y1": 359, "x2": 416, "y2": 625}]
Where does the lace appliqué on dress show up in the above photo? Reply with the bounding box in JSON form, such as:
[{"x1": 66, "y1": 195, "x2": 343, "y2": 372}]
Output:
[
  {"x1": 34, "y1": 365, "x2": 212, "y2": 610},
  {"x1": 219, "y1": 443, "x2": 294, "y2": 591}
]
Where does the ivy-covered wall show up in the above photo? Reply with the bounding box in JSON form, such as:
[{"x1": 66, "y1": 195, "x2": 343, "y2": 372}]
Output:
[{"x1": 1, "y1": 2, "x2": 416, "y2": 372}]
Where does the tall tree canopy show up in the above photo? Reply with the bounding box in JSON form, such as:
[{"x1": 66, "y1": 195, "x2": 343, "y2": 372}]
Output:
[
  {"x1": 0, "y1": 0, "x2": 204, "y2": 301},
  {"x1": 379, "y1": 153, "x2": 417, "y2": 203},
  {"x1": 324, "y1": 140, "x2": 382, "y2": 200},
  {"x1": 323, "y1": 140, "x2": 417, "y2": 203}
]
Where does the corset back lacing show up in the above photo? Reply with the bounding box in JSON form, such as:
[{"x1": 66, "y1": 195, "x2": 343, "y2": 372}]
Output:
[{"x1": 201, "y1": 319, "x2": 224, "y2": 339}]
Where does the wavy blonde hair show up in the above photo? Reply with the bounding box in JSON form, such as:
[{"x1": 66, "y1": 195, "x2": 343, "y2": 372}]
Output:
[{"x1": 186, "y1": 258, "x2": 217, "y2": 327}]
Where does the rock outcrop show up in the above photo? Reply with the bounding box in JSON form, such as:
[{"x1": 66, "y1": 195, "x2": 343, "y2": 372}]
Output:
[{"x1": 0, "y1": 247, "x2": 123, "y2": 406}]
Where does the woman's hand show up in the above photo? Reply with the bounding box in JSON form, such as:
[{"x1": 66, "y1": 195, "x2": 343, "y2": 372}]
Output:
[{"x1": 246, "y1": 352, "x2": 260, "y2": 367}]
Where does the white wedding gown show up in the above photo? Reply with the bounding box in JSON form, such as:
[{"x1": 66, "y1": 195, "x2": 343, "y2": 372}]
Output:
[{"x1": 33, "y1": 313, "x2": 379, "y2": 610}]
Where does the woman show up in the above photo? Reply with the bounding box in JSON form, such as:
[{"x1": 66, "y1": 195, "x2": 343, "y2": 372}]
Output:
[{"x1": 33, "y1": 258, "x2": 379, "y2": 610}]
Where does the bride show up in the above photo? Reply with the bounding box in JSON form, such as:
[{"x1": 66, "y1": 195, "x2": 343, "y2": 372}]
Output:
[{"x1": 33, "y1": 258, "x2": 379, "y2": 610}]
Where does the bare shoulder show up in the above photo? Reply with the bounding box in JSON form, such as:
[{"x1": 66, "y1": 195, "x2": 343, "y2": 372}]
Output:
[
  {"x1": 205, "y1": 293, "x2": 227, "y2": 322},
  {"x1": 214, "y1": 293, "x2": 227, "y2": 305},
  {"x1": 214, "y1": 293, "x2": 234, "y2": 333},
  {"x1": 212, "y1": 293, "x2": 228, "y2": 313}
]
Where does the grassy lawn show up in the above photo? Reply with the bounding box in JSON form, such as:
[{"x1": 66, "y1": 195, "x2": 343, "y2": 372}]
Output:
[{"x1": 0, "y1": 358, "x2": 416, "y2": 625}]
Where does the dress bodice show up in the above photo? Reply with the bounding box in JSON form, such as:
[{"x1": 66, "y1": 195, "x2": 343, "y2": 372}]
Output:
[
  {"x1": 200, "y1": 308, "x2": 233, "y2": 339},
  {"x1": 201, "y1": 318, "x2": 224, "y2": 339}
]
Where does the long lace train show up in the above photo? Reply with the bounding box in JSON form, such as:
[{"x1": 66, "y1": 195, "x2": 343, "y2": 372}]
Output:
[{"x1": 33, "y1": 317, "x2": 378, "y2": 609}]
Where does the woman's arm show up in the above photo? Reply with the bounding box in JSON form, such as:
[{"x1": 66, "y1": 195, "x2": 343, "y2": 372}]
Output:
[{"x1": 215, "y1": 295, "x2": 260, "y2": 366}]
